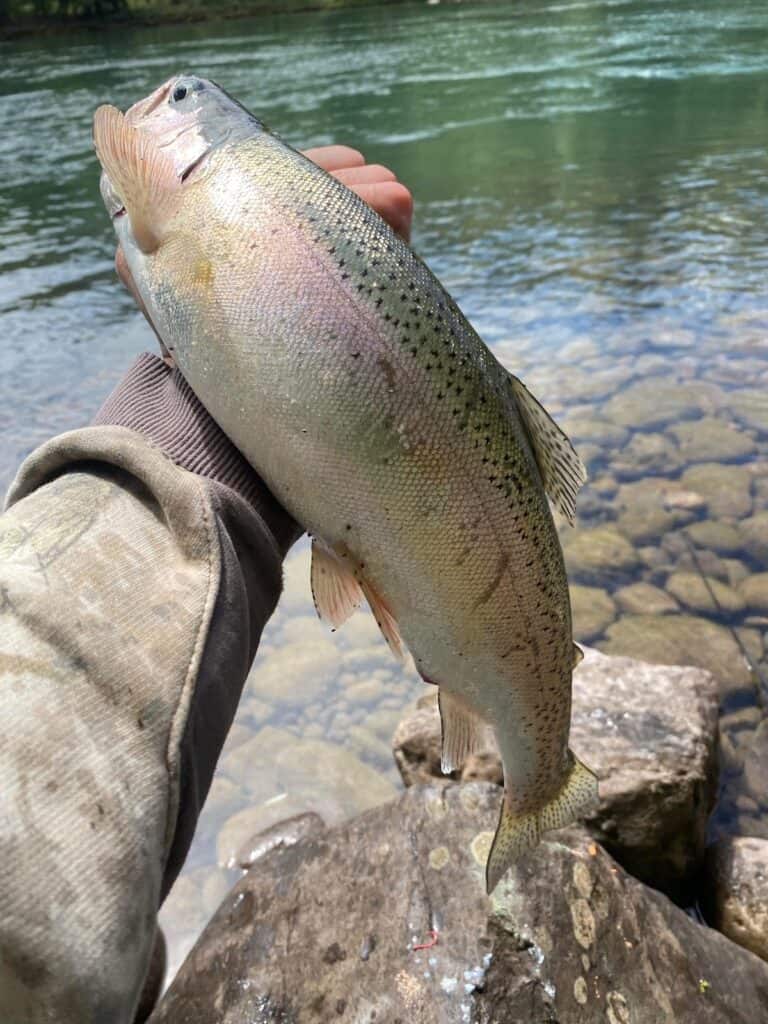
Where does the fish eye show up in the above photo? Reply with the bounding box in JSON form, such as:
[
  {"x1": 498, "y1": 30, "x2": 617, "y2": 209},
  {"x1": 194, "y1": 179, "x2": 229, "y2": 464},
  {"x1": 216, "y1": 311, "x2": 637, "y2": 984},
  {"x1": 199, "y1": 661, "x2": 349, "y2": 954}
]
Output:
[{"x1": 170, "y1": 77, "x2": 204, "y2": 105}]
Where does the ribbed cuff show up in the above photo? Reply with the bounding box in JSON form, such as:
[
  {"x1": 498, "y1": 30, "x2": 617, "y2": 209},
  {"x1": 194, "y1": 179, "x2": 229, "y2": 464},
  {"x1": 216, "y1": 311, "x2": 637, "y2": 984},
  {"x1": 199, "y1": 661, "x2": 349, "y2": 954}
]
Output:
[{"x1": 94, "y1": 353, "x2": 302, "y2": 555}]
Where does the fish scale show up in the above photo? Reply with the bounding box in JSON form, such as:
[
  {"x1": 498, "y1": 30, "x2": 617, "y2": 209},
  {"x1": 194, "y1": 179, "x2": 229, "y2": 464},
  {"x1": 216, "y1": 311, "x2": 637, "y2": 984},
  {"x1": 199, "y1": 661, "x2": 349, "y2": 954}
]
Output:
[{"x1": 94, "y1": 74, "x2": 597, "y2": 893}]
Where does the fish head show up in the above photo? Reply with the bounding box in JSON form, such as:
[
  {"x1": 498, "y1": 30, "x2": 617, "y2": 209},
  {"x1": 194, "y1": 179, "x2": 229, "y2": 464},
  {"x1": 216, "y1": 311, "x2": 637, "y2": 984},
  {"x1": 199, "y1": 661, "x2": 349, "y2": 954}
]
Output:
[{"x1": 95, "y1": 74, "x2": 263, "y2": 252}]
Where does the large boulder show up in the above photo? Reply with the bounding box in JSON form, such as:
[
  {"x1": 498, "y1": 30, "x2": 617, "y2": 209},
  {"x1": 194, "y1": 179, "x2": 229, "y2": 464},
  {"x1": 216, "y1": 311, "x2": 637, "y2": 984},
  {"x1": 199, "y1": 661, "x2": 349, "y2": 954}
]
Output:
[
  {"x1": 391, "y1": 647, "x2": 719, "y2": 900},
  {"x1": 703, "y1": 837, "x2": 768, "y2": 964},
  {"x1": 151, "y1": 784, "x2": 768, "y2": 1023}
]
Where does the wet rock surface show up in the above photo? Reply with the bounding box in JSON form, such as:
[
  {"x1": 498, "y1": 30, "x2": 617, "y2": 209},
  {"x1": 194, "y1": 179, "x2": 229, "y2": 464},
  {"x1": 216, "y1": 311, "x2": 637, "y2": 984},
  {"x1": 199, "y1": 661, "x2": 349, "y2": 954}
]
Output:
[
  {"x1": 703, "y1": 837, "x2": 768, "y2": 964},
  {"x1": 151, "y1": 785, "x2": 768, "y2": 1024},
  {"x1": 392, "y1": 648, "x2": 719, "y2": 900}
]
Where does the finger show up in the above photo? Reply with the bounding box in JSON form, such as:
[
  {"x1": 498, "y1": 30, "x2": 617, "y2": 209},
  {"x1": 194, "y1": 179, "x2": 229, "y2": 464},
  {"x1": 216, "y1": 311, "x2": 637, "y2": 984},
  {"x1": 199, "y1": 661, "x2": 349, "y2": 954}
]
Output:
[
  {"x1": 354, "y1": 181, "x2": 414, "y2": 242},
  {"x1": 332, "y1": 164, "x2": 397, "y2": 187},
  {"x1": 302, "y1": 145, "x2": 365, "y2": 172}
]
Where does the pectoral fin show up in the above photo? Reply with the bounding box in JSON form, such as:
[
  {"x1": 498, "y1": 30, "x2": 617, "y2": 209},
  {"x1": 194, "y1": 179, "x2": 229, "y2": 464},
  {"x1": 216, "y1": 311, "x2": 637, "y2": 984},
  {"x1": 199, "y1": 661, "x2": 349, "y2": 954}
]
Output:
[
  {"x1": 486, "y1": 752, "x2": 598, "y2": 894},
  {"x1": 93, "y1": 105, "x2": 180, "y2": 254},
  {"x1": 359, "y1": 578, "x2": 406, "y2": 663},
  {"x1": 310, "y1": 539, "x2": 364, "y2": 629},
  {"x1": 507, "y1": 373, "x2": 587, "y2": 526},
  {"x1": 438, "y1": 690, "x2": 486, "y2": 773}
]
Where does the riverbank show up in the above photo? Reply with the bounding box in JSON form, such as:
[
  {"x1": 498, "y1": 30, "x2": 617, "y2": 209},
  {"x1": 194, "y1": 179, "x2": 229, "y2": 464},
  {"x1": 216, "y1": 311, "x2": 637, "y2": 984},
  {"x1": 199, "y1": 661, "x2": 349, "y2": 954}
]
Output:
[{"x1": 0, "y1": 0, "x2": 414, "y2": 41}]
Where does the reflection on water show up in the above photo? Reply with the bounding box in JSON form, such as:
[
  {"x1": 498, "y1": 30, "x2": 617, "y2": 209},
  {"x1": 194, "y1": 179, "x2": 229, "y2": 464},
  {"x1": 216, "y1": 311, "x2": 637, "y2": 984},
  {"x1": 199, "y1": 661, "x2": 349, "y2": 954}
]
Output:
[{"x1": 2, "y1": 0, "x2": 768, "y2": 982}]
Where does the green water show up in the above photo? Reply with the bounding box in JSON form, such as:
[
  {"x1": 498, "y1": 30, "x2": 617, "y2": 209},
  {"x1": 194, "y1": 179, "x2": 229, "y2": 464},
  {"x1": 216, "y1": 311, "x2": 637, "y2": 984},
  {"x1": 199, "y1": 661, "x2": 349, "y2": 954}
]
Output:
[{"x1": 2, "y1": 0, "x2": 768, "y2": 980}]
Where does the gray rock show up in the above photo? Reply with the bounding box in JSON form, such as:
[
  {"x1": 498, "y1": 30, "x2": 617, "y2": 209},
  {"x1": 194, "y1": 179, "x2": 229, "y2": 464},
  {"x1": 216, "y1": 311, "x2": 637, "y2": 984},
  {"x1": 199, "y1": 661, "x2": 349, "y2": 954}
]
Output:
[
  {"x1": 680, "y1": 464, "x2": 753, "y2": 520},
  {"x1": 561, "y1": 526, "x2": 641, "y2": 584},
  {"x1": 392, "y1": 648, "x2": 719, "y2": 900},
  {"x1": 743, "y1": 720, "x2": 768, "y2": 808},
  {"x1": 739, "y1": 573, "x2": 768, "y2": 614},
  {"x1": 665, "y1": 571, "x2": 746, "y2": 617},
  {"x1": 733, "y1": 389, "x2": 768, "y2": 433},
  {"x1": 569, "y1": 585, "x2": 617, "y2": 641},
  {"x1": 151, "y1": 786, "x2": 768, "y2": 1024},
  {"x1": 670, "y1": 418, "x2": 756, "y2": 463},
  {"x1": 604, "y1": 379, "x2": 715, "y2": 430},
  {"x1": 703, "y1": 837, "x2": 768, "y2": 964},
  {"x1": 738, "y1": 512, "x2": 768, "y2": 565},
  {"x1": 614, "y1": 582, "x2": 679, "y2": 616},
  {"x1": 601, "y1": 613, "x2": 754, "y2": 702},
  {"x1": 612, "y1": 432, "x2": 683, "y2": 480},
  {"x1": 236, "y1": 812, "x2": 326, "y2": 870},
  {"x1": 685, "y1": 520, "x2": 744, "y2": 556}
]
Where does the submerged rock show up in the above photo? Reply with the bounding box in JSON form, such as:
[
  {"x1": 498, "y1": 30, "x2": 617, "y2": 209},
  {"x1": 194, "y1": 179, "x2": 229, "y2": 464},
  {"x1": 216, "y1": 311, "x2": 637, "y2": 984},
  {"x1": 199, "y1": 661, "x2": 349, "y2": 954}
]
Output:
[
  {"x1": 703, "y1": 837, "x2": 768, "y2": 964},
  {"x1": 614, "y1": 582, "x2": 679, "y2": 616},
  {"x1": 561, "y1": 525, "x2": 641, "y2": 584},
  {"x1": 392, "y1": 648, "x2": 719, "y2": 900},
  {"x1": 600, "y1": 613, "x2": 753, "y2": 702},
  {"x1": 665, "y1": 571, "x2": 746, "y2": 617},
  {"x1": 669, "y1": 418, "x2": 756, "y2": 463},
  {"x1": 685, "y1": 519, "x2": 744, "y2": 556},
  {"x1": 152, "y1": 785, "x2": 768, "y2": 1024},
  {"x1": 604, "y1": 379, "x2": 713, "y2": 430},
  {"x1": 738, "y1": 511, "x2": 768, "y2": 565},
  {"x1": 680, "y1": 463, "x2": 753, "y2": 520},
  {"x1": 569, "y1": 584, "x2": 617, "y2": 641},
  {"x1": 739, "y1": 573, "x2": 768, "y2": 614}
]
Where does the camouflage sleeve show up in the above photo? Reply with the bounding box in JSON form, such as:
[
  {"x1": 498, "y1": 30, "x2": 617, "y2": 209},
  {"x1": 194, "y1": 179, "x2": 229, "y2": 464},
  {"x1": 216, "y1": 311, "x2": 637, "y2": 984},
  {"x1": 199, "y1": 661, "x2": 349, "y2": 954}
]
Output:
[{"x1": 0, "y1": 354, "x2": 302, "y2": 1024}]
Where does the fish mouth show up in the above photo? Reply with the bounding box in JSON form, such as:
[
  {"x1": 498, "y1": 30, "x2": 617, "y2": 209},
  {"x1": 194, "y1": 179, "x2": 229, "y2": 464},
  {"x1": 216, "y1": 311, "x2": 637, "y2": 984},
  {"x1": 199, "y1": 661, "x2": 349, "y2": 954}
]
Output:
[{"x1": 113, "y1": 206, "x2": 126, "y2": 220}]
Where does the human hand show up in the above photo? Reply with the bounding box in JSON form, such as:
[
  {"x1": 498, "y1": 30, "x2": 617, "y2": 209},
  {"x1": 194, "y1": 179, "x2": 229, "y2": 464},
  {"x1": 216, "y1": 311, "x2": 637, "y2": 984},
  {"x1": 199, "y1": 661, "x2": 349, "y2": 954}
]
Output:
[
  {"x1": 302, "y1": 144, "x2": 414, "y2": 242},
  {"x1": 115, "y1": 145, "x2": 414, "y2": 360}
]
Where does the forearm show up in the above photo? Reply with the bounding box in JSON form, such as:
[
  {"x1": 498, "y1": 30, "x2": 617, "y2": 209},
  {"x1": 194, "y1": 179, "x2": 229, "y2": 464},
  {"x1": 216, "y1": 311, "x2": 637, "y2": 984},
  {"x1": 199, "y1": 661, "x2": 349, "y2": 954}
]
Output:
[{"x1": 0, "y1": 355, "x2": 300, "y2": 1023}]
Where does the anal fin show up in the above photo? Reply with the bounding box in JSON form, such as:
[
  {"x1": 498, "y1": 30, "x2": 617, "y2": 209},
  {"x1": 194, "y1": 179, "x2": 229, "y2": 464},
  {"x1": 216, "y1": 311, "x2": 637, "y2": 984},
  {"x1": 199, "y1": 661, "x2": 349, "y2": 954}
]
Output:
[
  {"x1": 486, "y1": 752, "x2": 598, "y2": 894},
  {"x1": 438, "y1": 691, "x2": 486, "y2": 773},
  {"x1": 310, "y1": 539, "x2": 364, "y2": 629}
]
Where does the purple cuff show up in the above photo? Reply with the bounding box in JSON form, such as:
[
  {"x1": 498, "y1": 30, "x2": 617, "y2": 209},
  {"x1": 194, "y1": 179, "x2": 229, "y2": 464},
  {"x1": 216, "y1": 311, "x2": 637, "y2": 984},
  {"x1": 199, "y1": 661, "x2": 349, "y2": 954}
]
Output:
[{"x1": 94, "y1": 352, "x2": 302, "y2": 556}]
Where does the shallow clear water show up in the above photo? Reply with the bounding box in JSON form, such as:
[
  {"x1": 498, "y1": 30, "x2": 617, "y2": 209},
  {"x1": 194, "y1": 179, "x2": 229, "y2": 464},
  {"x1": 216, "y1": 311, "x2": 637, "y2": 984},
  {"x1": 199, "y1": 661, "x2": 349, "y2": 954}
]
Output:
[{"x1": 2, "y1": 0, "x2": 768, "y2": 981}]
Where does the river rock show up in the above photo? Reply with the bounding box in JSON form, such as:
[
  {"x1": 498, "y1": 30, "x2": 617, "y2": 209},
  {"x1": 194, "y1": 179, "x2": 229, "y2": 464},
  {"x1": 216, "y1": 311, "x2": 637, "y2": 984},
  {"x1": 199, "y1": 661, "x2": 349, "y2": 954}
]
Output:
[
  {"x1": 560, "y1": 415, "x2": 629, "y2": 448},
  {"x1": 738, "y1": 573, "x2": 768, "y2": 614},
  {"x1": 665, "y1": 571, "x2": 746, "y2": 617},
  {"x1": 703, "y1": 837, "x2": 768, "y2": 964},
  {"x1": 743, "y1": 720, "x2": 768, "y2": 808},
  {"x1": 604, "y1": 379, "x2": 711, "y2": 430},
  {"x1": 614, "y1": 582, "x2": 679, "y2": 616},
  {"x1": 669, "y1": 418, "x2": 756, "y2": 463},
  {"x1": 738, "y1": 511, "x2": 768, "y2": 566},
  {"x1": 680, "y1": 464, "x2": 753, "y2": 519},
  {"x1": 685, "y1": 520, "x2": 744, "y2": 556},
  {"x1": 392, "y1": 648, "x2": 719, "y2": 899},
  {"x1": 601, "y1": 613, "x2": 753, "y2": 702},
  {"x1": 733, "y1": 388, "x2": 768, "y2": 433},
  {"x1": 612, "y1": 432, "x2": 683, "y2": 480},
  {"x1": 569, "y1": 585, "x2": 617, "y2": 641},
  {"x1": 151, "y1": 785, "x2": 768, "y2": 1024},
  {"x1": 561, "y1": 525, "x2": 641, "y2": 584}
]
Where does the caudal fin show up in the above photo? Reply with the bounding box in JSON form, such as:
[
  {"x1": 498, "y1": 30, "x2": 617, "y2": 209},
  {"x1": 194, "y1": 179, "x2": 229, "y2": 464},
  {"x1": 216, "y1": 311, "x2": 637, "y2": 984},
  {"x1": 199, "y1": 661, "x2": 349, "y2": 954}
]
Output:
[{"x1": 485, "y1": 753, "x2": 598, "y2": 894}]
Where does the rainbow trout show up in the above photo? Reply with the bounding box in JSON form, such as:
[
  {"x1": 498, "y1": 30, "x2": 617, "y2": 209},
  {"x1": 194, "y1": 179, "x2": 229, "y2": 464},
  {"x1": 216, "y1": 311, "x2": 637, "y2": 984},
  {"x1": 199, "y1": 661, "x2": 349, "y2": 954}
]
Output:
[{"x1": 93, "y1": 75, "x2": 597, "y2": 892}]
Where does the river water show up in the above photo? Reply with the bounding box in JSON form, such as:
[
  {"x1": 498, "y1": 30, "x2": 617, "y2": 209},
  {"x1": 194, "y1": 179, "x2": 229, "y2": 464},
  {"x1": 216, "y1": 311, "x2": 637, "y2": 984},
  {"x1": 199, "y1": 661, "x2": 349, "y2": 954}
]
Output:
[{"x1": 2, "y1": 0, "x2": 768, "y2": 982}]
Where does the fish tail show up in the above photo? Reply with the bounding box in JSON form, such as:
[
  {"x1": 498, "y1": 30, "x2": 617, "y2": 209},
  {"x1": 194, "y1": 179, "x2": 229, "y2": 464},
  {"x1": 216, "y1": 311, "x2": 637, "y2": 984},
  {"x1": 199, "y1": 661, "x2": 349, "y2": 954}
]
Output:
[{"x1": 485, "y1": 752, "x2": 598, "y2": 894}]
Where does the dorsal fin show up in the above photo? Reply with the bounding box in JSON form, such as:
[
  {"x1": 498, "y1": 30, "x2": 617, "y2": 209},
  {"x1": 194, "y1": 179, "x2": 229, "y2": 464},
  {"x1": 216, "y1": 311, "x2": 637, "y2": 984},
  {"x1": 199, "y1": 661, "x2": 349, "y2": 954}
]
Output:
[{"x1": 507, "y1": 374, "x2": 586, "y2": 526}]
